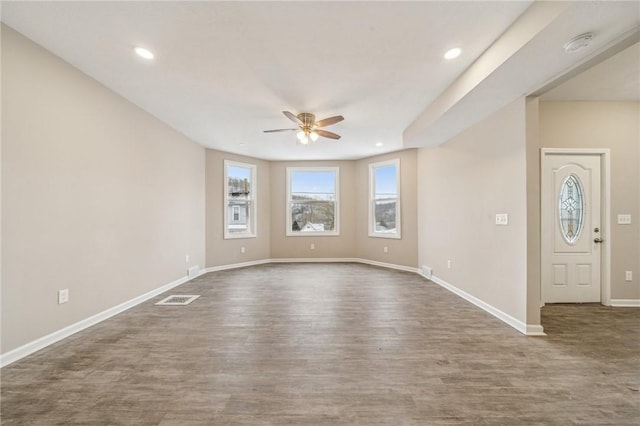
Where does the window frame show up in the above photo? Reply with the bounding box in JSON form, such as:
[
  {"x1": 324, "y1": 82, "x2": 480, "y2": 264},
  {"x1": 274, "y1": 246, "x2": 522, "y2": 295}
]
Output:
[
  {"x1": 224, "y1": 159, "x2": 257, "y2": 239},
  {"x1": 286, "y1": 166, "x2": 340, "y2": 237},
  {"x1": 368, "y1": 159, "x2": 401, "y2": 239}
]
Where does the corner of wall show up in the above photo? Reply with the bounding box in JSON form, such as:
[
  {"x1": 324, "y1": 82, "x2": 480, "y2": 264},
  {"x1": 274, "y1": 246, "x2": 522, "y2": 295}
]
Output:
[{"x1": 525, "y1": 96, "x2": 542, "y2": 328}]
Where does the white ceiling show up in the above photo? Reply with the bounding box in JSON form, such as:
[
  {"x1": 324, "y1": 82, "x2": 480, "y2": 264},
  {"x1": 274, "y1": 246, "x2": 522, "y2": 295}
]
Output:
[{"x1": 2, "y1": 1, "x2": 639, "y2": 160}]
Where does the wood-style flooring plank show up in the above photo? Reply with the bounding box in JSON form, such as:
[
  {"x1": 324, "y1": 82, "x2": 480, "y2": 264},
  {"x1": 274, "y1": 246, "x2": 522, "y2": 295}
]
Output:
[{"x1": 1, "y1": 263, "x2": 638, "y2": 425}]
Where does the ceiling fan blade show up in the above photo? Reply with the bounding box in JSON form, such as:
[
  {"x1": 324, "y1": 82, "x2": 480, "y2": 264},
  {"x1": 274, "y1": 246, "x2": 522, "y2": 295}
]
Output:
[
  {"x1": 315, "y1": 129, "x2": 341, "y2": 140},
  {"x1": 315, "y1": 115, "x2": 344, "y2": 128},
  {"x1": 283, "y1": 111, "x2": 302, "y2": 125},
  {"x1": 263, "y1": 128, "x2": 297, "y2": 133}
]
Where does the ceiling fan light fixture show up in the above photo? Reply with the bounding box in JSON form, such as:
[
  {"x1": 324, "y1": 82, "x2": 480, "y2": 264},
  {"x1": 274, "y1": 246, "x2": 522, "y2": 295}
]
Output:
[{"x1": 265, "y1": 111, "x2": 343, "y2": 143}]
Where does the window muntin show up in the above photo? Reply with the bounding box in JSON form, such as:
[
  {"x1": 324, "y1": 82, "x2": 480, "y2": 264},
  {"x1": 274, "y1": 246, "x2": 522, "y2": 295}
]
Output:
[
  {"x1": 558, "y1": 174, "x2": 584, "y2": 244},
  {"x1": 286, "y1": 167, "x2": 339, "y2": 236},
  {"x1": 224, "y1": 160, "x2": 256, "y2": 239},
  {"x1": 369, "y1": 159, "x2": 400, "y2": 238}
]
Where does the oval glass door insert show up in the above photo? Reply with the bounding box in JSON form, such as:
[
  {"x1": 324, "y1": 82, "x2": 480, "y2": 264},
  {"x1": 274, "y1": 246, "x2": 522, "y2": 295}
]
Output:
[{"x1": 558, "y1": 174, "x2": 584, "y2": 244}]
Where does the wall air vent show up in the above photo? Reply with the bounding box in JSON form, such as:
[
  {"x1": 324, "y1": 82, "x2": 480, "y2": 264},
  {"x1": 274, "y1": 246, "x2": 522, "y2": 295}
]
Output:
[
  {"x1": 187, "y1": 265, "x2": 200, "y2": 278},
  {"x1": 421, "y1": 265, "x2": 433, "y2": 279}
]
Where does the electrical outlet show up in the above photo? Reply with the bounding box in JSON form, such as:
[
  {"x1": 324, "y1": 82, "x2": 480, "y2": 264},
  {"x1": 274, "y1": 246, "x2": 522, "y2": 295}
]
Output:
[
  {"x1": 618, "y1": 214, "x2": 632, "y2": 225},
  {"x1": 310, "y1": 243, "x2": 315, "y2": 250},
  {"x1": 185, "y1": 254, "x2": 189, "y2": 263},
  {"x1": 383, "y1": 246, "x2": 388, "y2": 253},
  {"x1": 58, "y1": 289, "x2": 69, "y2": 304},
  {"x1": 447, "y1": 260, "x2": 452, "y2": 269},
  {"x1": 240, "y1": 247, "x2": 245, "y2": 253},
  {"x1": 625, "y1": 271, "x2": 633, "y2": 282},
  {"x1": 495, "y1": 213, "x2": 509, "y2": 225}
]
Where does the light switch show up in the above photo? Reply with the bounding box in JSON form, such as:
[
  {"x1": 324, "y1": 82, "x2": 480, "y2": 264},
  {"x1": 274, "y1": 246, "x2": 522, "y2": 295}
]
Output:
[
  {"x1": 617, "y1": 214, "x2": 631, "y2": 225},
  {"x1": 58, "y1": 289, "x2": 69, "y2": 304},
  {"x1": 496, "y1": 213, "x2": 508, "y2": 225}
]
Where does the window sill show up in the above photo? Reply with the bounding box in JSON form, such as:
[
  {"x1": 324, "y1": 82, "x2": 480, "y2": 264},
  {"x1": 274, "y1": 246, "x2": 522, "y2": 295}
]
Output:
[
  {"x1": 224, "y1": 233, "x2": 257, "y2": 240},
  {"x1": 286, "y1": 231, "x2": 340, "y2": 237}
]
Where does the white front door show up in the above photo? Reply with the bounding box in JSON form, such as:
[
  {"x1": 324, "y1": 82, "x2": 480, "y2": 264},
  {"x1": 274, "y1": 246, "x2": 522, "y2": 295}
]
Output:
[{"x1": 542, "y1": 153, "x2": 602, "y2": 303}]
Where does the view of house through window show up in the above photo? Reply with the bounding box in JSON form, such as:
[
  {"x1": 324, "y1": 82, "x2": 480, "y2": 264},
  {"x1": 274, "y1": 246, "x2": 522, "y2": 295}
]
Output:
[
  {"x1": 224, "y1": 160, "x2": 256, "y2": 239},
  {"x1": 369, "y1": 159, "x2": 400, "y2": 238},
  {"x1": 287, "y1": 167, "x2": 339, "y2": 236}
]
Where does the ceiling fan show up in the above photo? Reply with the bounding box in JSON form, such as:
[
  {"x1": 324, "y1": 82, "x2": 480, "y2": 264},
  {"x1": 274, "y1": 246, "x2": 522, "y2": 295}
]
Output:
[{"x1": 264, "y1": 111, "x2": 344, "y2": 144}]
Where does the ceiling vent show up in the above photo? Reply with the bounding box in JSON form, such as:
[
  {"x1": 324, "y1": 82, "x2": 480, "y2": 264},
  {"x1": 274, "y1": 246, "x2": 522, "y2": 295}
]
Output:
[{"x1": 564, "y1": 33, "x2": 593, "y2": 53}]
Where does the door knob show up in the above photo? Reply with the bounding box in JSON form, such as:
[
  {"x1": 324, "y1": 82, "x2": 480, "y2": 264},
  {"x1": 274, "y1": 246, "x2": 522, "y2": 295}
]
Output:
[{"x1": 594, "y1": 237, "x2": 603, "y2": 243}]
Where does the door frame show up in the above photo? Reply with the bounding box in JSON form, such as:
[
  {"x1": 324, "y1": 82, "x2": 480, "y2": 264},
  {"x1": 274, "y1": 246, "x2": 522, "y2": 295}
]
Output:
[{"x1": 540, "y1": 148, "x2": 611, "y2": 305}]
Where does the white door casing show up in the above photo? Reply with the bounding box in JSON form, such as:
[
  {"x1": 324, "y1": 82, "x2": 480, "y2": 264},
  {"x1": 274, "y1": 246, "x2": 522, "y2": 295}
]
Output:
[{"x1": 542, "y1": 153, "x2": 603, "y2": 303}]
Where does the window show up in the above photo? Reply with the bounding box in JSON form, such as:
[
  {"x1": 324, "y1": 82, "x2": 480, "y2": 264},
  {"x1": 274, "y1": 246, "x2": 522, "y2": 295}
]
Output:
[
  {"x1": 224, "y1": 160, "x2": 256, "y2": 239},
  {"x1": 558, "y1": 174, "x2": 584, "y2": 244},
  {"x1": 286, "y1": 167, "x2": 339, "y2": 236},
  {"x1": 369, "y1": 159, "x2": 400, "y2": 238}
]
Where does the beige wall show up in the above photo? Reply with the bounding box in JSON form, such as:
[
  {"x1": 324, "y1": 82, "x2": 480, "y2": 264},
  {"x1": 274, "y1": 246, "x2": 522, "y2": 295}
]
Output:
[
  {"x1": 269, "y1": 160, "x2": 357, "y2": 259},
  {"x1": 525, "y1": 97, "x2": 542, "y2": 325},
  {"x1": 355, "y1": 149, "x2": 418, "y2": 268},
  {"x1": 539, "y1": 101, "x2": 640, "y2": 300},
  {"x1": 206, "y1": 152, "x2": 419, "y2": 266},
  {"x1": 1, "y1": 26, "x2": 206, "y2": 353},
  {"x1": 205, "y1": 149, "x2": 271, "y2": 267},
  {"x1": 418, "y1": 97, "x2": 529, "y2": 324}
]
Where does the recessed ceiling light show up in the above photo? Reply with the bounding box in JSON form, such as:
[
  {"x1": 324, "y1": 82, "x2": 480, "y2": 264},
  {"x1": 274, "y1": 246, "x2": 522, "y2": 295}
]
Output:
[
  {"x1": 134, "y1": 47, "x2": 154, "y2": 60},
  {"x1": 375, "y1": 142, "x2": 383, "y2": 147},
  {"x1": 444, "y1": 47, "x2": 461, "y2": 60}
]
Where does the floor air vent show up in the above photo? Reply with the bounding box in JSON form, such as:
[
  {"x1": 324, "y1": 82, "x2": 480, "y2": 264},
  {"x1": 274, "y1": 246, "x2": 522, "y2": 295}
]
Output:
[{"x1": 155, "y1": 295, "x2": 200, "y2": 306}]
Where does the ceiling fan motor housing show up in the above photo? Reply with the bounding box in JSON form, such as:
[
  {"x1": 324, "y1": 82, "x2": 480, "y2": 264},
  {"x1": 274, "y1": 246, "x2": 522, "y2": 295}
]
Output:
[{"x1": 298, "y1": 112, "x2": 316, "y2": 130}]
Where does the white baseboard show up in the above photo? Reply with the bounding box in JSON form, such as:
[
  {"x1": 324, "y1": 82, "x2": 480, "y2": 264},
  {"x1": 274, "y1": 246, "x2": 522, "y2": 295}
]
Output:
[
  {"x1": 269, "y1": 257, "x2": 359, "y2": 264},
  {"x1": 427, "y1": 274, "x2": 546, "y2": 336},
  {"x1": 355, "y1": 258, "x2": 421, "y2": 274},
  {"x1": 610, "y1": 299, "x2": 640, "y2": 307},
  {"x1": 202, "y1": 259, "x2": 271, "y2": 273},
  {"x1": 269, "y1": 257, "x2": 420, "y2": 275},
  {"x1": 0, "y1": 272, "x2": 200, "y2": 368},
  {"x1": 524, "y1": 324, "x2": 546, "y2": 336}
]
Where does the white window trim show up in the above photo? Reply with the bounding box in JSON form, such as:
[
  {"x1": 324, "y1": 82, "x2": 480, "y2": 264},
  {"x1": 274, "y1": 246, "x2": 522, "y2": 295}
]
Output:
[
  {"x1": 224, "y1": 159, "x2": 257, "y2": 239},
  {"x1": 368, "y1": 158, "x2": 401, "y2": 239},
  {"x1": 286, "y1": 166, "x2": 340, "y2": 237}
]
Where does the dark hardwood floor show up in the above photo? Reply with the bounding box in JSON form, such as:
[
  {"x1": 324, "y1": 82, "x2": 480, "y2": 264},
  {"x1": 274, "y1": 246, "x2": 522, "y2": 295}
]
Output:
[{"x1": 1, "y1": 263, "x2": 639, "y2": 425}]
